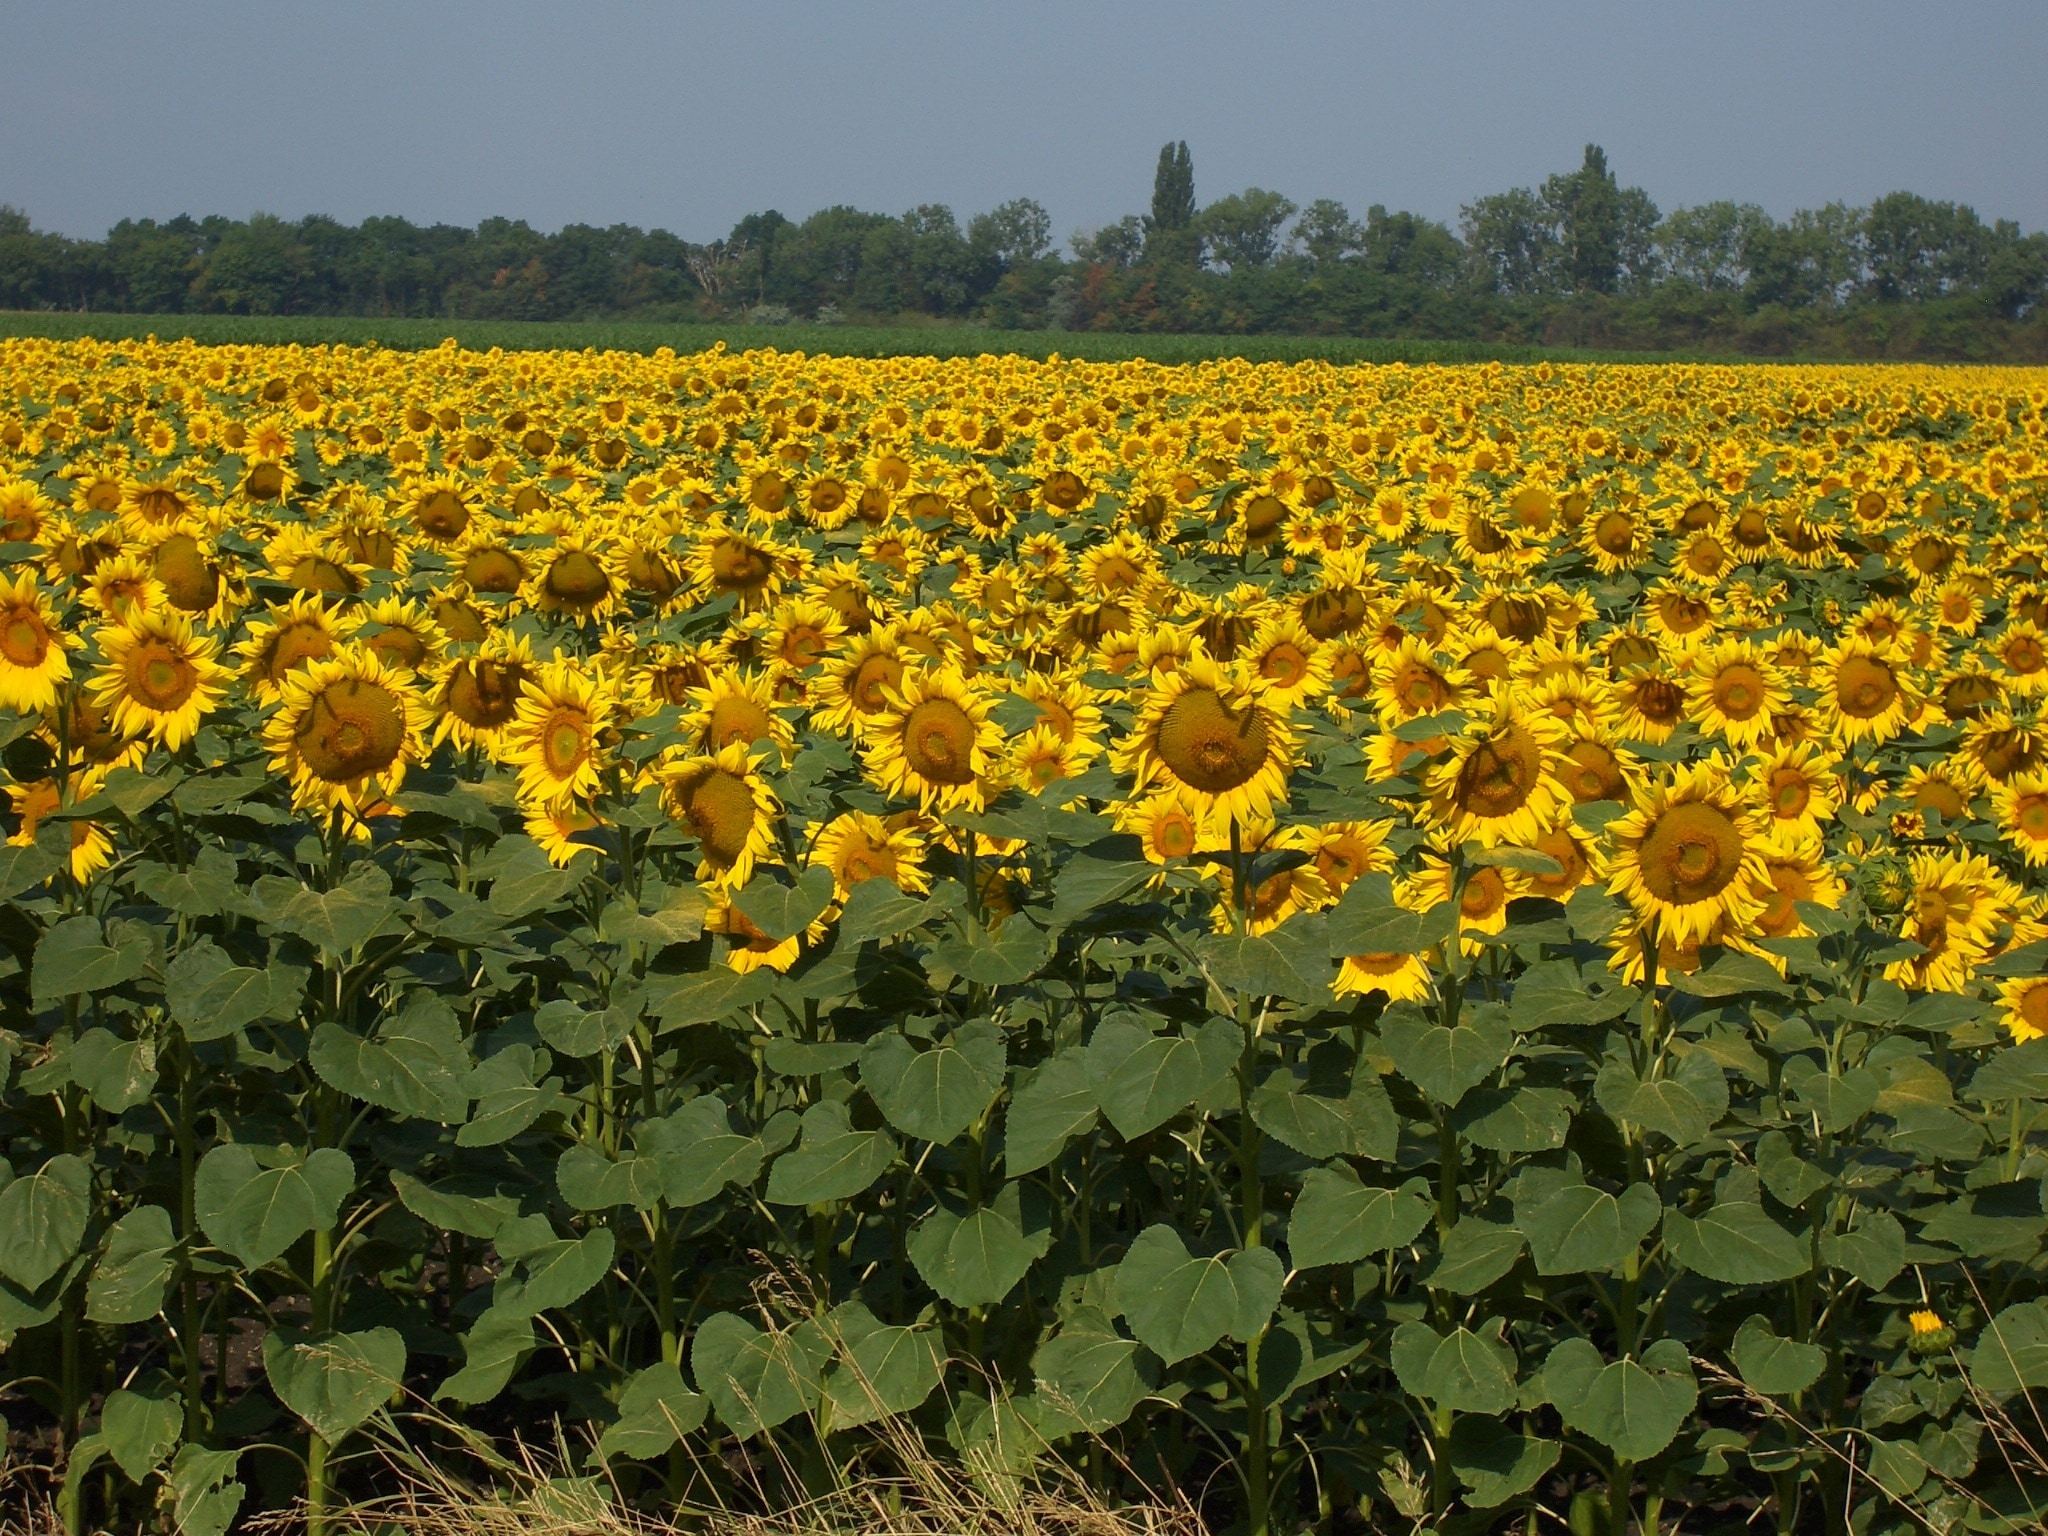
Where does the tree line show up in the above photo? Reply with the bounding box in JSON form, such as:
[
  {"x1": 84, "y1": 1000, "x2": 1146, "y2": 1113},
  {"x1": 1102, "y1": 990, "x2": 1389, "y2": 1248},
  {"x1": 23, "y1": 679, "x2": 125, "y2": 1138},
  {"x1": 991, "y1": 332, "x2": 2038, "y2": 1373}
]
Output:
[{"x1": 2, "y1": 143, "x2": 2044, "y2": 358}]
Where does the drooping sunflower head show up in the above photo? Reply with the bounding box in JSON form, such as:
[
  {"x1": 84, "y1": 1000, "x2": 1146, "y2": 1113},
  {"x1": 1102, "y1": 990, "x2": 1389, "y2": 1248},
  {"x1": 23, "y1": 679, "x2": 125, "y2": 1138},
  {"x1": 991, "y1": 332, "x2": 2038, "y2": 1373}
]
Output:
[
  {"x1": 0, "y1": 570, "x2": 78, "y2": 715},
  {"x1": 1605, "y1": 758, "x2": 1771, "y2": 947},
  {"x1": 432, "y1": 633, "x2": 537, "y2": 751},
  {"x1": 1117, "y1": 651, "x2": 1295, "y2": 825},
  {"x1": 809, "y1": 809, "x2": 929, "y2": 899},
  {"x1": 503, "y1": 656, "x2": 617, "y2": 810},
  {"x1": 356, "y1": 595, "x2": 449, "y2": 676},
  {"x1": 812, "y1": 629, "x2": 906, "y2": 737},
  {"x1": 863, "y1": 665, "x2": 1003, "y2": 814},
  {"x1": 1425, "y1": 688, "x2": 1571, "y2": 848},
  {"x1": 661, "y1": 743, "x2": 781, "y2": 890},
  {"x1": 89, "y1": 609, "x2": 230, "y2": 752},
  {"x1": 263, "y1": 646, "x2": 431, "y2": 822},
  {"x1": 1883, "y1": 850, "x2": 2010, "y2": 994}
]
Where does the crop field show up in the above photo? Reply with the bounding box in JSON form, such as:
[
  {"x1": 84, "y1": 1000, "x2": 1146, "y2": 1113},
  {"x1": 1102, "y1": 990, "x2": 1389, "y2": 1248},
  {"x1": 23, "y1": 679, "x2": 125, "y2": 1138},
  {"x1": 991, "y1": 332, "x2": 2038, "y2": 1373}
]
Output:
[{"x1": 0, "y1": 334, "x2": 2046, "y2": 1536}]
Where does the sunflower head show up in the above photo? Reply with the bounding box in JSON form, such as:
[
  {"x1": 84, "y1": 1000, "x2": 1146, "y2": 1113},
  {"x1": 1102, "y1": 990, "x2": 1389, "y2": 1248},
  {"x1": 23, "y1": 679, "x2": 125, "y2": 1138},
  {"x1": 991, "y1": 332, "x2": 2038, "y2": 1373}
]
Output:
[
  {"x1": 662, "y1": 743, "x2": 780, "y2": 889},
  {"x1": 264, "y1": 648, "x2": 430, "y2": 821},
  {"x1": 863, "y1": 666, "x2": 1003, "y2": 814},
  {"x1": 1605, "y1": 760, "x2": 1770, "y2": 946},
  {"x1": 1118, "y1": 652, "x2": 1295, "y2": 825}
]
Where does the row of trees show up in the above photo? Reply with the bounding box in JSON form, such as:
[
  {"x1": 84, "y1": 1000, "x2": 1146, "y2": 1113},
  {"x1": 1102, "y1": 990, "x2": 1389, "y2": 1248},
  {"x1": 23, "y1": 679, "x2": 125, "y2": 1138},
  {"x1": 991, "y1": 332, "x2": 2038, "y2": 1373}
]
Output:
[{"x1": 1, "y1": 144, "x2": 2044, "y2": 355}]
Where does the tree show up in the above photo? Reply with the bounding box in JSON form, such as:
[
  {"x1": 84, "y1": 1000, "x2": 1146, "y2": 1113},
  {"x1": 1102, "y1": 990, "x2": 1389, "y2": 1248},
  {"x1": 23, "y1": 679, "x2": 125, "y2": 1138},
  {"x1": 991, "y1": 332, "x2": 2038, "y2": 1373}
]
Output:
[
  {"x1": 1862, "y1": 192, "x2": 1993, "y2": 302},
  {"x1": 1658, "y1": 202, "x2": 1770, "y2": 291},
  {"x1": 1073, "y1": 217, "x2": 1145, "y2": 269},
  {"x1": 1360, "y1": 206, "x2": 1462, "y2": 287},
  {"x1": 1199, "y1": 189, "x2": 1297, "y2": 271},
  {"x1": 1144, "y1": 141, "x2": 1197, "y2": 262},
  {"x1": 1742, "y1": 203, "x2": 1860, "y2": 309},
  {"x1": 1295, "y1": 200, "x2": 1364, "y2": 266},
  {"x1": 1980, "y1": 221, "x2": 2048, "y2": 318},
  {"x1": 1540, "y1": 144, "x2": 1659, "y2": 294},
  {"x1": 968, "y1": 199, "x2": 1053, "y2": 267},
  {"x1": 1461, "y1": 188, "x2": 1556, "y2": 295}
]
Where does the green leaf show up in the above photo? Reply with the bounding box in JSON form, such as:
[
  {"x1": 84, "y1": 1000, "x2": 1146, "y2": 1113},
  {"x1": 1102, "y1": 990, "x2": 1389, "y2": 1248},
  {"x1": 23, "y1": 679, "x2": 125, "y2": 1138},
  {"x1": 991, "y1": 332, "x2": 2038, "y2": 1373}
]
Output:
[
  {"x1": 1003, "y1": 1051, "x2": 1097, "y2": 1175},
  {"x1": 1510, "y1": 961, "x2": 1636, "y2": 1031},
  {"x1": 640, "y1": 1096, "x2": 764, "y2": 1207},
  {"x1": 1865, "y1": 1438, "x2": 1929, "y2": 1501},
  {"x1": 1198, "y1": 922, "x2": 1333, "y2": 1006},
  {"x1": 1452, "y1": 1084, "x2": 1575, "y2": 1152},
  {"x1": 1782, "y1": 1058, "x2": 1881, "y2": 1132},
  {"x1": 650, "y1": 968, "x2": 773, "y2": 1030},
  {"x1": 1032, "y1": 1307, "x2": 1156, "y2": 1434},
  {"x1": 602, "y1": 885, "x2": 707, "y2": 950},
  {"x1": 1544, "y1": 1337, "x2": 1697, "y2": 1462},
  {"x1": 32, "y1": 915, "x2": 149, "y2": 1005},
  {"x1": 309, "y1": 998, "x2": 472, "y2": 1123},
  {"x1": 1518, "y1": 1181, "x2": 1661, "y2": 1276},
  {"x1": 734, "y1": 866, "x2": 834, "y2": 942},
  {"x1": 764, "y1": 1102, "x2": 897, "y2": 1206},
  {"x1": 69, "y1": 1027, "x2": 158, "y2": 1113},
  {"x1": 262, "y1": 1326, "x2": 405, "y2": 1442},
  {"x1": 101, "y1": 1377, "x2": 182, "y2": 1483},
  {"x1": 1757, "y1": 1129, "x2": 1832, "y2": 1207},
  {"x1": 137, "y1": 847, "x2": 242, "y2": 918},
  {"x1": 908, "y1": 1182, "x2": 1050, "y2": 1307},
  {"x1": 1450, "y1": 1414, "x2": 1561, "y2": 1508},
  {"x1": 1392, "y1": 1320, "x2": 1518, "y2": 1414},
  {"x1": 1421, "y1": 1217, "x2": 1527, "y2": 1295},
  {"x1": 0, "y1": 1152, "x2": 90, "y2": 1290},
  {"x1": 1671, "y1": 950, "x2": 1792, "y2": 998},
  {"x1": 1324, "y1": 874, "x2": 1451, "y2": 956},
  {"x1": 0, "y1": 828, "x2": 63, "y2": 898},
  {"x1": 1287, "y1": 1168, "x2": 1432, "y2": 1270},
  {"x1": 556, "y1": 1146, "x2": 666, "y2": 1212},
  {"x1": 860, "y1": 1021, "x2": 1006, "y2": 1144},
  {"x1": 165, "y1": 939, "x2": 302, "y2": 1042},
  {"x1": 1050, "y1": 854, "x2": 1153, "y2": 929},
  {"x1": 169, "y1": 1445, "x2": 243, "y2": 1536},
  {"x1": 837, "y1": 878, "x2": 938, "y2": 944},
  {"x1": 87, "y1": 1205, "x2": 176, "y2": 1324},
  {"x1": 821, "y1": 1300, "x2": 945, "y2": 1428},
  {"x1": 1111, "y1": 1225, "x2": 1283, "y2": 1365},
  {"x1": 500, "y1": 1229, "x2": 615, "y2": 1313},
  {"x1": 532, "y1": 997, "x2": 640, "y2": 1059},
  {"x1": 457, "y1": 1048, "x2": 564, "y2": 1147},
  {"x1": 1664, "y1": 1202, "x2": 1810, "y2": 1284},
  {"x1": 437, "y1": 1305, "x2": 535, "y2": 1405},
  {"x1": 271, "y1": 872, "x2": 404, "y2": 955},
  {"x1": 1971, "y1": 1301, "x2": 2048, "y2": 1393},
  {"x1": 1821, "y1": 1209, "x2": 1906, "y2": 1290},
  {"x1": 1085, "y1": 1014, "x2": 1237, "y2": 1139},
  {"x1": 1379, "y1": 1005, "x2": 1514, "y2": 1107},
  {"x1": 476, "y1": 835, "x2": 578, "y2": 916},
  {"x1": 389, "y1": 1172, "x2": 520, "y2": 1241},
  {"x1": 931, "y1": 920, "x2": 1051, "y2": 985},
  {"x1": 597, "y1": 1362, "x2": 708, "y2": 1459},
  {"x1": 194, "y1": 1145, "x2": 353, "y2": 1270},
  {"x1": 1730, "y1": 1315, "x2": 1825, "y2": 1396},
  {"x1": 691, "y1": 1311, "x2": 829, "y2": 1437}
]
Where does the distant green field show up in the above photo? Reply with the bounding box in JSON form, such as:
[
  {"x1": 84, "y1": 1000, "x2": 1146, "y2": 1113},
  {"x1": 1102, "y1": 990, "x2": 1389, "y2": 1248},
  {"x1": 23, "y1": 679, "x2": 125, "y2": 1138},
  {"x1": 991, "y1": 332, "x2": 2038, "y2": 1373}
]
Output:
[{"x1": 0, "y1": 309, "x2": 1742, "y2": 365}]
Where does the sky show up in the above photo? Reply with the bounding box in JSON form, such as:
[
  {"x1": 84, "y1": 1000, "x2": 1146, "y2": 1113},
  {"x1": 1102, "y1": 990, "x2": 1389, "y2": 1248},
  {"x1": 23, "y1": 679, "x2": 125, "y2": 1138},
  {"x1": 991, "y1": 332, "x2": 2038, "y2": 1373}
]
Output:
[{"x1": 7, "y1": 1, "x2": 2045, "y2": 247}]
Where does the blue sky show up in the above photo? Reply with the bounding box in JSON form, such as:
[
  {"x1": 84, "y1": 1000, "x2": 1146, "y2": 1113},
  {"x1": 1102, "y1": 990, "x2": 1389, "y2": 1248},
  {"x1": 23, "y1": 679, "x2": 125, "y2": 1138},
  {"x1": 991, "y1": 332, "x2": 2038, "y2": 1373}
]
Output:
[{"x1": 8, "y1": 1, "x2": 2044, "y2": 244}]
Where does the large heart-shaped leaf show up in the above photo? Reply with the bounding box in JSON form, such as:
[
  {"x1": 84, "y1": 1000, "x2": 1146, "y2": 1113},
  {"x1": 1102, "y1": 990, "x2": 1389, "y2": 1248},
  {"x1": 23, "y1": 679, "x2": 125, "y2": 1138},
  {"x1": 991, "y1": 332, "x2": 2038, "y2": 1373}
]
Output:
[
  {"x1": 1111, "y1": 1224, "x2": 1283, "y2": 1364},
  {"x1": 1085, "y1": 1015, "x2": 1238, "y2": 1139},
  {"x1": 860, "y1": 1021, "x2": 1006, "y2": 1144},
  {"x1": 0, "y1": 1153, "x2": 91, "y2": 1291},
  {"x1": 1286, "y1": 1168, "x2": 1432, "y2": 1270},
  {"x1": 1544, "y1": 1337, "x2": 1697, "y2": 1462},
  {"x1": 597, "y1": 1361, "x2": 708, "y2": 1459},
  {"x1": 262, "y1": 1326, "x2": 406, "y2": 1442}
]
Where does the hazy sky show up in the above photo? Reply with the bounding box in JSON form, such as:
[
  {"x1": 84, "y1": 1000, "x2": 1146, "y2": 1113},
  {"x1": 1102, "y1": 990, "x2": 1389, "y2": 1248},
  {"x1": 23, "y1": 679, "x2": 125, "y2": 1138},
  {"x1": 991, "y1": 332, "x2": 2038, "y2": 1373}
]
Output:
[{"x1": 8, "y1": 1, "x2": 2044, "y2": 246}]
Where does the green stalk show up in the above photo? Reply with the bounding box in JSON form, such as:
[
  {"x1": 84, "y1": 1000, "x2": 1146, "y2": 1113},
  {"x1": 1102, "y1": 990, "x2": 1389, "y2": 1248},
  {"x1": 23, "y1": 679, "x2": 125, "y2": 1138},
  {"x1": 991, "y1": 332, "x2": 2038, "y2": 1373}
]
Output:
[
  {"x1": 306, "y1": 1222, "x2": 335, "y2": 1536},
  {"x1": 1236, "y1": 1003, "x2": 1269, "y2": 1536},
  {"x1": 175, "y1": 1038, "x2": 206, "y2": 1442}
]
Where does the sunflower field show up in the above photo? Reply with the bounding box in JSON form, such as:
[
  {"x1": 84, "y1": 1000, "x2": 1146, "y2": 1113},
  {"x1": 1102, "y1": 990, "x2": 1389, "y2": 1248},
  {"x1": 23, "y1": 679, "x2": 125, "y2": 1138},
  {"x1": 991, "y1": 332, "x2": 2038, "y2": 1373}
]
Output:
[{"x1": 1, "y1": 335, "x2": 2047, "y2": 1536}]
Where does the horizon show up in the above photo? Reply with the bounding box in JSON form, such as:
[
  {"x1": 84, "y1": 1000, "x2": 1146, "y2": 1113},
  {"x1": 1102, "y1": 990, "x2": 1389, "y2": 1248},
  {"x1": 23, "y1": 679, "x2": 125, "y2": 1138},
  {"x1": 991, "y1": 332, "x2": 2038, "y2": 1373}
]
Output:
[{"x1": 5, "y1": 1, "x2": 2045, "y2": 246}]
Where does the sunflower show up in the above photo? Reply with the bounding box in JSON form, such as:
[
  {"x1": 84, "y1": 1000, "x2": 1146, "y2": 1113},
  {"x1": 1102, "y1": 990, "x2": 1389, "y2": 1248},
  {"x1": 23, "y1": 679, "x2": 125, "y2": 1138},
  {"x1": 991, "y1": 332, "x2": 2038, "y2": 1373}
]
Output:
[
  {"x1": 399, "y1": 472, "x2": 479, "y2": 545},
  {"x1": 89, "y1": 610, "x2": 230, "y2": 751},
  {"x1": 864, "y1": 666, "x2": 1004, "y2": 814},
  {"x1": 706, "y1": 900, "x2": 803, "y2": 975},
  {"x1": 1614, "y1": 663, "x2": 1689, "y2": 746},
  {"x1": 526, "y1": 533, "x2": 621, "y2": 625},
  {"x1": 236, "y1": 593, "x2": 356, "y2": 703},
  {"x1": 1117, "y1": 651, "x2": 1295, "y2": 825},
  {"x1": 684, "y1": 666, "x2": 794, "y2": 759},
  {"x1": 1749, "y1": 830, "x2": 1845, "y2": 941},
  {"x1": 1334, "y1": 948, "x2": 1433, "y2": 1003},
  {"x1": 660, "y1": 744, "x2": 781, "y2": 890},
  {"x1": 1116, "y1": 789, "x2": 1213, "y2": 876},
  {"x1": 1013, "y1": 671, "x2": 1106, "y2": 764},
  {"x1": 1992, "y1": 771, "x2": 2048, "y2": 867},
  {"x1": 1404, "y1": 859, "x2": 1522, "y2": 956},
  {"x1": 0, "y1": 571, "x2": 78, "y2": 713},
  {"x1": 1883, "y1": 850, "x2": 2006, "y2": 994},
  {"x1": 525, "y1": 800, "x2": 604, "y2": 867},
  {"x1": 1815, "y1": 636, "x2": 1919, "y2": 747},
  {"x1": 432, "y1": 633, "x2": 538, "y2": 751},
  {"x1": 82, "y1": 552, "x2": 166, "y2": 623},
  {"x1": 1294, "y1": 819, "x2": 1394, "y2": 895},
  {"x1": 1962, "y1": 712, "x2": 2045, "y2": 785},
  {"x1": 1371, "y1": 637, "x2": 1472, "y2": 727},
  {"x1": 1010, "y1": 725, "x2": 1081, "y2": 793},
  {"x1": 264, "y1": 524, "x2": 365, "y2": 597},
  {"x1": 1989, "y1": 621, "x2": 2048, "y2": 696},
  {"x1": 7, "y1": 772, "x2": 113, "y2": 884},
  {"x1": 812, "y1": 629, "x2": 908, "y2": 737},
  {"x1": 1526, "y1": 824, "x2": 1600, "y2": 902},
  {"x1": 1685, "y1": 640, "x2": 1790, "y2": 753},
  {"x1": 1605, "y1": 759, "x2": 1771, "y2": 947},
  {"x1": 147, "y1": 529, "x2": 234, "y2": 625},
  {"x1": 1999, "y1": 975, "x2": 2048, "y2": 1044},
  {"x1": 355, "y1": 595, "x2": 449, "y2": 675},
  {"x1": 1236, "y1": 613, "x2": 1328, "y2": 710},
  {"x1": 690, "y1": 527, "x2": 786, "y2": 612},
  {"x1": 1219, "y1": 844, "x2": 1331, "y2": 937},
  {"x1": 1424, "y1": 688, "x2": 1572, "y2": 848},
  {"x1": 762, "y1": 596, "x2": 847, "y2": 672},
  {"x1": 263, "y1": 648, "x2": 432, "y2": 822},
  {"x1": 502, "y1": 657, "x2": 617, "y2": 809},
  {"x1": 809, "y1": 810, "x2": 930, "y2": 899}
]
